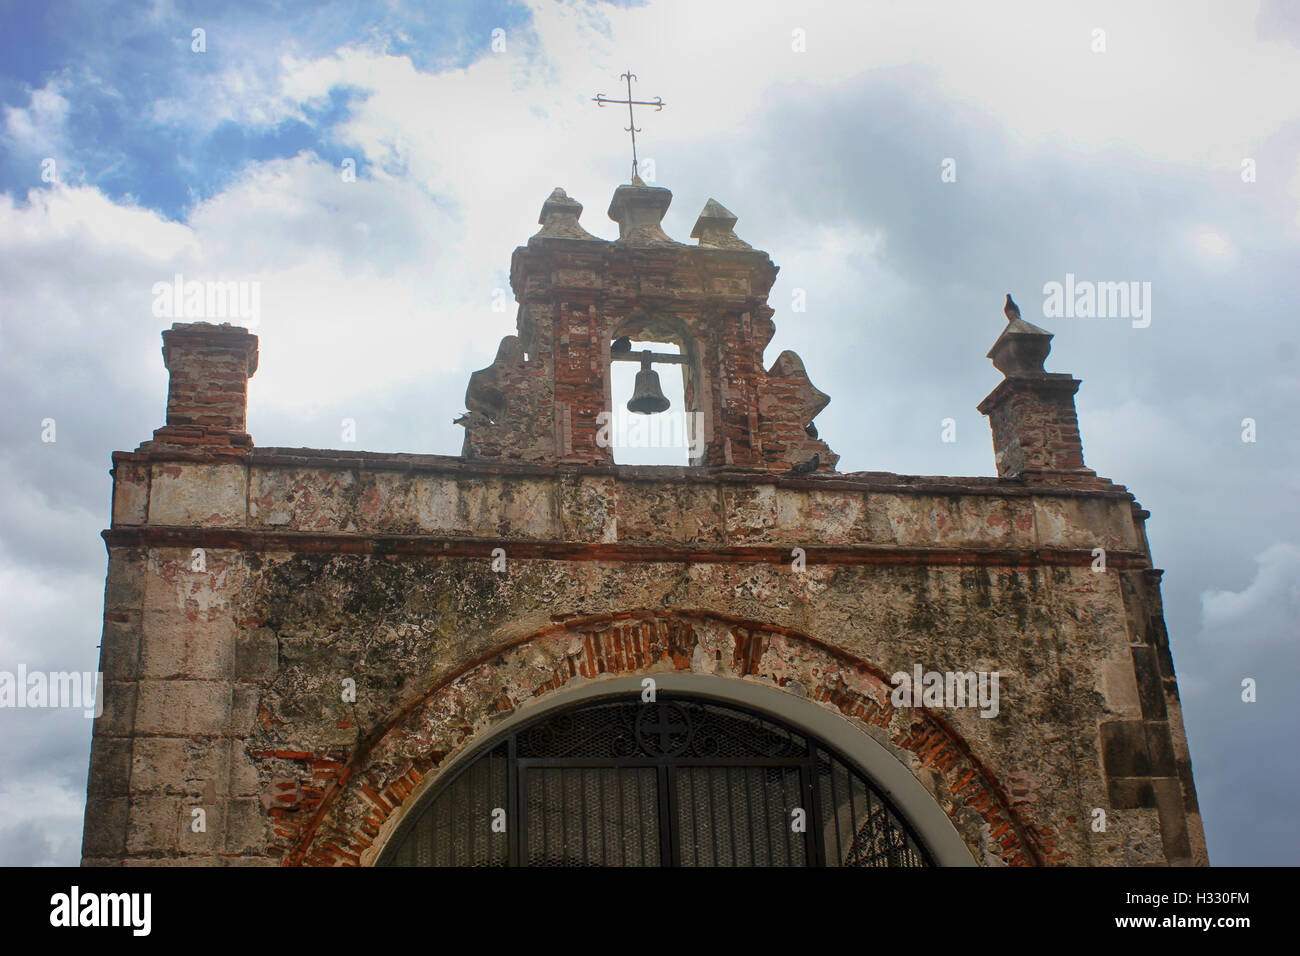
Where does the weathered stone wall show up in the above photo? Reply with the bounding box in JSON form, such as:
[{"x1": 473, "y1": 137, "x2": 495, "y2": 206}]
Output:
[{"x1": 82, "y1": 449, "x2": 1208, "y2": 866}]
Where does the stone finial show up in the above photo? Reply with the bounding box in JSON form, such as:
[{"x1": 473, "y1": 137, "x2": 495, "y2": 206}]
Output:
[
  {"x1": 987, "y1": 295, "x2": 1053, "y2": 376},
  {"x1": 979, "y1": 294, "x2": 1099, "y2": 482},
  {"x1": 607, "y1": 181, "x2": 678, "y2": 245},
  {"x1": 690, "y1": 198, "x2": 751, "y2": 249},
  {"x1": 532, "y1": 187, "x2": 599, "y2": 240}
]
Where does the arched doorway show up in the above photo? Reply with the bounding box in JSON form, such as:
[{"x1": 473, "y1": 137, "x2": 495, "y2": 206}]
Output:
[{"x1": 379, "y1": 690, "x2": 935, "y2": 867}]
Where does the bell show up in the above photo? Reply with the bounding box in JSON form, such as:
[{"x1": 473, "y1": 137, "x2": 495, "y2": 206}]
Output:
[{"x1": 627, "y1": 351, "x2": 670, "y2": 415}]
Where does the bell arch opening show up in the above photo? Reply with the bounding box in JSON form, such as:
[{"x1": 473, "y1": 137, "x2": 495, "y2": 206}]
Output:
[
  {"x1": 374, "y1": 676, "x2": 974, "y2": 867},
  {"x1": 609, "y1": 339, "x2": 690, "y2": 465},
  {"x1": 607, "y1": 310, "x2": 708, "y2": 466},
  {"x1": 608, "y1": 339, "x2": 694, "y2": 466}
]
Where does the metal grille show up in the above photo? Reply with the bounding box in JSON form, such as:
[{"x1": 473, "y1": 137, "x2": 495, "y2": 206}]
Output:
[
  {"x1": 380, "y1": 695, "x2": 933, "y2": 867},
  {"x1": 675, "y1": 766, "x2": 805, "y2": 866},
  {"x1": 524, "y1": 767, "x2": 660, "y2": 866},
  {"x1": 385, "y1": 742, "x2": 509, "y2": 867}
]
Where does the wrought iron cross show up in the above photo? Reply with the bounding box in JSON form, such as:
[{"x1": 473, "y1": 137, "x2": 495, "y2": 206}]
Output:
[
  {"x1": 638, "y1": 702, "x2": 689, "y2": 754},
  {"x1": 592, "y1": 71, "x2": 665, "y2": 183}
]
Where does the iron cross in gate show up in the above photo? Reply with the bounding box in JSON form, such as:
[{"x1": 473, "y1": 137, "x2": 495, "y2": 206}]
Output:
[
  {"x1": 638, "y1": 701, "x2": 689, "y2": 755},
  {"x1": 592, "y1": 71, "x2": 665, "y2": 183}
]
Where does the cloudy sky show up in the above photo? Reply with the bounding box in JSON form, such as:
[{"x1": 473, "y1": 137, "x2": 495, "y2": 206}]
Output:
[{"x1": 1, "y1": 0, "x2": 1297, "y2": 866}]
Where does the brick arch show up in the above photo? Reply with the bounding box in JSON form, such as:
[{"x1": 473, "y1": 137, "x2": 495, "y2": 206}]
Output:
[{"x1": 280, "y1": 611, "x2": 1055, "y2": 866}]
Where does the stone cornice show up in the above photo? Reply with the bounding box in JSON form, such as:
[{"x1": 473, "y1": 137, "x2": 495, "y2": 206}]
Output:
[
  {"x1": 100, "y1": 526, "x2": 1150, "y2": 569},
  {"x1": 109, "y1": 446, "x2": 1131, "y2": 500}
]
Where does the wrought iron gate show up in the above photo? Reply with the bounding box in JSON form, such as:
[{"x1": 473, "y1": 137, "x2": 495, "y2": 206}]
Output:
[{"x1": 380, "y1": 694, "x2": 932, "y2": 867}]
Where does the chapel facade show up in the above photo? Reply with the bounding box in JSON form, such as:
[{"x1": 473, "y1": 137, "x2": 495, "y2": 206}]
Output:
[{"x1": 80, "y1": 180, "x2": 1207, "y2": 866}]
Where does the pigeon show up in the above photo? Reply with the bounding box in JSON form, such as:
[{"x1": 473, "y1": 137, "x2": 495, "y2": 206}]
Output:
[
  {"x1": 804, "y1": 421, "x2": 818, "y2": 439},
  {"x1": 611, "y1": 336, "x2": 632, "y2": 353},
  {"x1": 787, "y1": 453, "x2": 820, "y2": 477},
  {"x1": 1004, "y1": 293, "x2": 1020, "y2": 322}
]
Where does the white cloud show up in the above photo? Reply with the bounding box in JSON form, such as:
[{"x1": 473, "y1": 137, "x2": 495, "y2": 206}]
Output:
[
  {"x1": 512, "y1": 0, "x2": 1300, "y2": 171},
  {"x1": 1190, "y1": 225, "x2": 1236, "y2": 262},
  {"x1": 1201, "y1": 542, "x2": 1300, "y2": 634},
  {"x1": 1, "y1": 79, "x2": 70, "y2": 159},
  {"x1": 0, "y1": 773, "x2": 87, "y2": 866}
]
